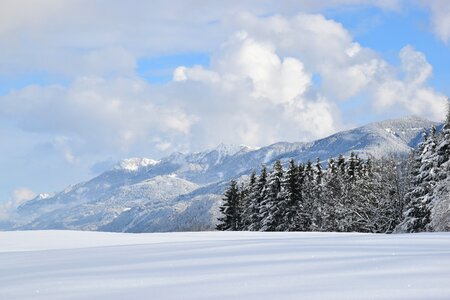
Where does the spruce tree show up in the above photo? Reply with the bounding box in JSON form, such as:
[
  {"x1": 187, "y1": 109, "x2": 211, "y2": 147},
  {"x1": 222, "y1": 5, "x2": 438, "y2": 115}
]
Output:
[
  {"x1": 428, "y1": 101, "x2": 450, "y2": 230},
  {"x1": 397, "y1": 129, "x2": 438, "y2": 232},
  {"x1": 260, "y1": 161, "x2": 284, "y2": 231},
  {"x1": 322, "y1": 158, "x2": 341, "y2": 231},
  {"x1": 216, "y1": 180, "x2": 240, "y2": 231},
  {"x1": 278, "y1": 159, "x2": 303, "y2": 231},
  {"x1": 241, "y1": 171, "x2": 257, "y2": 230},
  {"x1": 311, "y1": 158, "x2": 324, "y2": 231},
  {"x1": 248, "y1": 165, "x2": 268, "y2": 231},
  {"x1": 302, "y1": 160, "x2": 315, "y2": 230}
]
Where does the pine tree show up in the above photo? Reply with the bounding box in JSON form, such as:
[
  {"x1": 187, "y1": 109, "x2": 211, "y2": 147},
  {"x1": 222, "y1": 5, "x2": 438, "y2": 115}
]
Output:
[
  {"x1": 216, "y1": 180, "x2": 240, "y2": 231},
  {"x1": 397, "y1": 128, "x2": 438, "y2": 232},
  {"x1": 436, "y1": 102, "x2": 450, "y2": 171},
  {"x1": 340, "y1": 153, "x2": 359, "y2": 232},
  {"x1": 248, "y1": 165, "x2": 268, "y2": 231},
  {"x1": 354, "y1": 157, "x2": 400, "y2": 233},
  {"x1": 260, "y1": 161, "x2": 284, "y2": 231},
  {"x1": 236, "y1": 182, "x2": 248, "y2": 230},
  {"x1": 311, "y1": 158, "x2": 324, "y2": 231},
  {"x1": 322, "y1": 158, "x2": 342, "y2": 231},
  {"x1": 278, "y1": 159, "x2": 303, "y2": 231},
  {"x1": 429, "y1": 100, "x2": 450, "y2": 230},
  {"x1": 240, "y1": 171, "x2": 257, "y2": 230},
  {"x1": 302, "y1": 160, "x2": 315, "y2": 231}
]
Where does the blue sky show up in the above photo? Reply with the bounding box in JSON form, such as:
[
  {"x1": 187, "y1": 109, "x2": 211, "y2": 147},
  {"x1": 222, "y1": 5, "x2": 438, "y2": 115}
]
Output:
[{"x1": 1, "y1": 0, "x2": 450, "y2": 211}]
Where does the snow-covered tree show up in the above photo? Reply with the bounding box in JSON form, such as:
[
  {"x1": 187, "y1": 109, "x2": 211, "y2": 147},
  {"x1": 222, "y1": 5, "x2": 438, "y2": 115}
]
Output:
[
  {"x1": 240, "y1": 171, "x2": 257, "y2": 230},
  {"x1": 278, "y1": 159, "x2": 303, "y2": 231},
  {"x1": 216, "y1": 180, "x2": 240, "y2": 231},
  {"x1": 248, "y1": 165, "x2": 268, "y2": 231},
  {"x1": 311, "y1": 158, "x2": 324, "y2": 231},
  {"x1": 429, "y1": 101, "x2": 450, "y2": 231},
  {"x1": 260, "y1": 161, "x2": 284, "y2": 231},
  {"x1": 302, "y1": 160, "x2": 315, "y2": 230},
  {"x1": 322, "y1": 158, "x2": 343, "y2": 231},
  {"x1": 397, "y1": 129, "x2": 438, "y2": 232}
]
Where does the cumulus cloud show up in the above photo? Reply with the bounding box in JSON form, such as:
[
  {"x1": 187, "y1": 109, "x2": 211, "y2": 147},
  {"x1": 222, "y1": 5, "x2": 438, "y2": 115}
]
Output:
[
  {"x1": 229, "y1": 13, "x2": 389, "y2": 101},
  {"x1": 0, "y1": 188, "x2": 35, "y2": 220},
  {"x1": 223, "y1": 13, "x2": 446, "y2": 120},
  {"x1": 1, "y1": 11, "x2": 446, "y2": 163},
  {"x1": 421, "y1": 0, "x2": 450, "y2": 43},
  {"x1": 2, "y1": 1, "x2": 449, "y2": 205},
  {"x1": 174, "y1": 30, "x2": 341, "y2": 146},
  {"x1": 0, "y1": 76, "x2": 196, "y2": 159},
  {"x1": 370, "y1": 45, "x2": 446, "y2": 120},
  {"x1": 0, "y1": 1, "x2": 403, "y2": 78}
]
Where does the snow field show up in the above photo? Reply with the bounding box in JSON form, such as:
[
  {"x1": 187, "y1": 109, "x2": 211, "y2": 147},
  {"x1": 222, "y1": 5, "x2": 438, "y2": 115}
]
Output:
[{"x1": 1, "y1": 231, "x2": 450, "y2": 300}]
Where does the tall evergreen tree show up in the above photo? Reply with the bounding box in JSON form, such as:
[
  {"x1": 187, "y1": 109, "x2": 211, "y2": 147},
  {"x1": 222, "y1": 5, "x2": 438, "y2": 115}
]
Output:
[
  {"x1": 397, "y1": 129, "x2": 438, "y2": 232},
  {"x1": 322, "y1": 158, "x2": 342, "y2": 231},
  {"x1": 311, "y1": 158, "x2": 324, "y2": 231},
  {"x1": 260, "y1": 161, "x2": 284, "y2": 231},
  {"x1": 278, "y1": 159, "x2": 303, "y2": 231},
  {"x1": 428, "y1": 101, "x2": 450, "y2": 230},
  {"x1": 302, "y1": 160, "x2": 315, "y2": 230},
  {"x1": 216, "y1": 180, "x2": 240, "y2": 231},
  {"x1": 248, "y1": 165, "x2": 268, "y2": 231},
  {"x1": 241, "y1": 171, "x2": 257, "y2": 230}
]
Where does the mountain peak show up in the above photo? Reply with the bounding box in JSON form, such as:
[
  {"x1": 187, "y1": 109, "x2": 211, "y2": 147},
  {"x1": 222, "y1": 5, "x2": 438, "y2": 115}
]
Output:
[
  {"x1": 212, "y1": 143, "x2": 253, "y2": 156},
  {"x1": 114, "y1": 157, "x2": 159, "y2": 172},
  {"x1": 7, "y1": 116, "x2": 437, "y2": 232}
]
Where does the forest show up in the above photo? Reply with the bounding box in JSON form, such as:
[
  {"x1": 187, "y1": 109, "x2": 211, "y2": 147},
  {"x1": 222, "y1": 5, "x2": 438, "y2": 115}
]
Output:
[{"x1": 217, "y1": 109, "x2": 450, "y2": 233}]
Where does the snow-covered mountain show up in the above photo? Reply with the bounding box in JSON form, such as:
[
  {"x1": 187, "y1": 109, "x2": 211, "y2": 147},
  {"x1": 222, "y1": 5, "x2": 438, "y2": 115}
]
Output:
[{"x1": 7, "y1": 116, "x2": 437, "y2": 232}]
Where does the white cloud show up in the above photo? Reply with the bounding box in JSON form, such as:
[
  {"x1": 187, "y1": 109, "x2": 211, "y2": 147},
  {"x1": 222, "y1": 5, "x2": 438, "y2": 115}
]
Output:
[
  {"x1": 371, "y1": 45, "x2": 446, "y2": 120},
  {"x1": 2, "y1": 1, "x2": 449, "y2": 205},
  {"x1": 230, "y1": 14, "x2": 446, "y2": 120},
  {"x1": 421, "y1": 0, "x2": 450, "y2": 43},
  {"x1": 0, "y1": 76, "x2": 196, "y2": 158},
  {"x1": 1, "y1": 12, "x2": 446, "y2": 163},
  {"x1": 0, "y1": 188, "x2": 35, "y2": 220},
  {"x1": 173, "y1": 30, "x2": 341, "y2": 146},
  {"x1": 228, "y1": 13, "x2": 389, "y2": 101},
  {"x1": 399, "y1": 45, "x2": 433, "y2": 84},
  {"x1": 0, "y1": 1, "x2": 403, "y2": 78}
]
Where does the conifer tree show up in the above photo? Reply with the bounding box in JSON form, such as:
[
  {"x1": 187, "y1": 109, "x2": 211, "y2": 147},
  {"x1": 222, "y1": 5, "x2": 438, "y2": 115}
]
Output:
[
  {"x1": 248, "y1": 165, "x2": 268, "y2": 231},
  {"x1": 322, "y1": 158, "x2": 341, "y2": 231},
  {"x1": 236, "y1": 182, "x2": 248, "y2": 230},
  {"x1": 397, "y1": 129, "x2": 437, "y2": 232},
  {"x1": 278, "y1": 159, "x2": 302, "y2": 231},
  {"x1": 311, "y1": 158, "x2": 324, "y2": 231},
  {"x1": 302, "y1": 160, "x2": 315, "y2": 230},
  {"x1": 241, "y1": 171, "x2": 257, "y2": 230},
  {"x1": 427, "y1": 101, "x2": 450, "y2": 230},
  {"x1": 297, "y1": 163, "x2": 310, "y2": 231},
  {"x1": 340, "y1": 153, "x2": 359, "y2": 232},
  {"x1": 260, "y1": 161, "x2": 284, "y2": 231},
  {"x1": 216, "y1": 180, "x2": 240, "y2": 231}
]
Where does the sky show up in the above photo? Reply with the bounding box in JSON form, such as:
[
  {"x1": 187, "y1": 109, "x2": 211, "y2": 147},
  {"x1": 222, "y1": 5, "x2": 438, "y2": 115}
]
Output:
[{"x1": 1, "y1": 0, "x2": 450, "y2": 211}]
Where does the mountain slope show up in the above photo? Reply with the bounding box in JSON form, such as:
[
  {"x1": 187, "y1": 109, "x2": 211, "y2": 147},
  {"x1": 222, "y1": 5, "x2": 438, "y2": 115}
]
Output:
[{"x1": 7, "y1": 116, "x2": 437, "y2": 232}]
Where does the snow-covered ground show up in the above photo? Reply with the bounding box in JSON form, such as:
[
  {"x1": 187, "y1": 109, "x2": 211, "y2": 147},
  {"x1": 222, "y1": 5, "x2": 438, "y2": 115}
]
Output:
[{"x1": 1, "y1": 231, "x2": 450, "y2": 300}]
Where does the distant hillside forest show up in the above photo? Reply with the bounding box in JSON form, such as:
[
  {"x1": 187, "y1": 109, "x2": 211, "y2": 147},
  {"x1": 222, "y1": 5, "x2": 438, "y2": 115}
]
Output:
[{"x1": 217, "y1": 108, "x2": 450, "y2": 233}]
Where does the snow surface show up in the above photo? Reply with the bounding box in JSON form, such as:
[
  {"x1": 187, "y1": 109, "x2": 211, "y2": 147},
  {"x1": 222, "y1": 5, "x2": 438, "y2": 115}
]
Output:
[{"x1": 1, "y1": 231, "x2": 450, "y2": 300}]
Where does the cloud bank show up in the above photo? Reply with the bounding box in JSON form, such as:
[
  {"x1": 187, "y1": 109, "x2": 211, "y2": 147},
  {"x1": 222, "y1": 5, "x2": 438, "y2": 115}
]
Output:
[{"x1": 0, "y1": 1, "x2": 448, "y2": 203}]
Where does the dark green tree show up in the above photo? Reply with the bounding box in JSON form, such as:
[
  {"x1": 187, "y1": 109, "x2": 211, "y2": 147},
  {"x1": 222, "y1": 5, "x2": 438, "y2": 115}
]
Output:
[{"x1": 216, "y1": 180, "x2": 240, "y2": 231}]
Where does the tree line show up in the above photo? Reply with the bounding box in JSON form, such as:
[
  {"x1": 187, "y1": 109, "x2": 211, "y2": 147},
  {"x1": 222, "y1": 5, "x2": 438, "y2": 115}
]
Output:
[
  {"x1": 217, "y1": 154, "x2": 405, "y2": 233},
  {"x1": 217, "y1": 107, "x2": 450, "y2": 233}
]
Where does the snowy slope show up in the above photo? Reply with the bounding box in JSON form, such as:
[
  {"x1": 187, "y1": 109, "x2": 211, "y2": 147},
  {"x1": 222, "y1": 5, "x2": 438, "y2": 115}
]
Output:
[
  {"x1": 7, "y1": 116, "x2": 437, "y2": 232},
  {"x1": 1, "y1": 231, "x2": 450, "y2": 300}
]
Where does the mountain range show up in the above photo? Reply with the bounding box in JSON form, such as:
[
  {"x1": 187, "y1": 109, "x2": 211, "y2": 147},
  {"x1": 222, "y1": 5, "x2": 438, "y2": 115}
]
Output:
[{"x1": 5, "y1": 116, "x2": 437, "y2": 232}]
